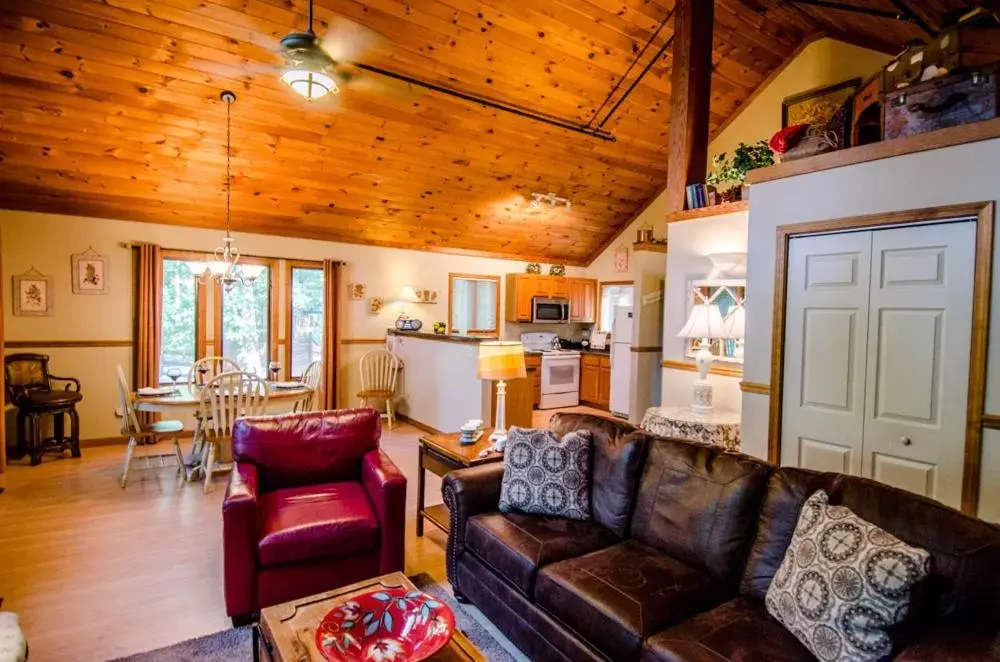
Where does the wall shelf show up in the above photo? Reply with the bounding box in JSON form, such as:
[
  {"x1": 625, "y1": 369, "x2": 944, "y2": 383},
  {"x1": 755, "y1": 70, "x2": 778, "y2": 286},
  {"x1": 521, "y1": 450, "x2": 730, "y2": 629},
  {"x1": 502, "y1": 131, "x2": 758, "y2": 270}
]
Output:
[
  {"x1": 633, "y1": 241, "x2": 668, "y2": 253},
  {"x1": 665, "y1": 201, "x2": 749, "y2": 223}
]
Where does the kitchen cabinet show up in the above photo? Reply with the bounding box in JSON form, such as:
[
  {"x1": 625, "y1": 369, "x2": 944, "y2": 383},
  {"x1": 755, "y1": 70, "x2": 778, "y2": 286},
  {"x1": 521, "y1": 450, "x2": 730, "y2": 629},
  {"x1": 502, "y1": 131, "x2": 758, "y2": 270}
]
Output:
[
  {"x1": 525, "y1": 354, "x2": 542, "y2": 408},
  {"x1": 580, "y1": 355, "x2": 600, "y2": 404},
  {"x1": 598, "y1": 356, "x2": 612, "y2": 408},
  {"x1": 505, "y1": 274, "x2": 598, "y2": 322},
  {"x1": 569, "y1": 278, "x2": 596, "y2": 323}
]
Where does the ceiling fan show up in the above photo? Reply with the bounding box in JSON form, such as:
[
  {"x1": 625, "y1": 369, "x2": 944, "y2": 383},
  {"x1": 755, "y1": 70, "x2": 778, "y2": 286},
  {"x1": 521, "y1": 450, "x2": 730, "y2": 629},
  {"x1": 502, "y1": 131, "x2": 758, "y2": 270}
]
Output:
[{"x1": 274, "y1": 0, "x2": 403, "y2": 101}]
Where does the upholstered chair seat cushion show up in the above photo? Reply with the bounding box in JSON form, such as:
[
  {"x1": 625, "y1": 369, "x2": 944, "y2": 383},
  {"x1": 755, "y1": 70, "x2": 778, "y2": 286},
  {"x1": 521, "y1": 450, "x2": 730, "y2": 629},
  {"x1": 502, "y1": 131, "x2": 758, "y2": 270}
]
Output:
[
  {"x1": 640, "y1": 597, "x2": 814, "y2": 662},
  {"x1": 464, "y1": 511, "x2": 619, "y2": 596},
  {"x1": 535, "y1": 540, "x2": 730, "y2": 662},
  {"x1": 257, "y1": 481, "x2": 380, "y2": 568}
]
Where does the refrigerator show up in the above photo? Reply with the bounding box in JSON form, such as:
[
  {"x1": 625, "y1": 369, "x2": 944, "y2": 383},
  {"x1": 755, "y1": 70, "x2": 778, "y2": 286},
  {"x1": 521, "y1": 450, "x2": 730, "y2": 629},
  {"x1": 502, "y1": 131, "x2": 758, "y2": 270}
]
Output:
[{"x1": 609, "y1": 305, "x2": 633, "y2": 418}]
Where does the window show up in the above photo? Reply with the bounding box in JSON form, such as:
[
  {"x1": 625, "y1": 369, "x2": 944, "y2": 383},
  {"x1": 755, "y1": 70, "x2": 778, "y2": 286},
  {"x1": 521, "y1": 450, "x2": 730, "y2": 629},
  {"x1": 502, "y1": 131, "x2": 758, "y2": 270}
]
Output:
[
  {"x1": 448, "y1": 274, "x2": 500, "y2": 335},
  {"x1": 159, "y1": 258, "x2": 202, "y2": 383},
  {"x1": 287, "y1": 265, "x2": 325, "y2": 378},
  {"x1": 219, "y1": 261, "x2": 273, "y2": 377},
  {"x1": 598, "y1": 282, "x2": 634, "y2": 334}
]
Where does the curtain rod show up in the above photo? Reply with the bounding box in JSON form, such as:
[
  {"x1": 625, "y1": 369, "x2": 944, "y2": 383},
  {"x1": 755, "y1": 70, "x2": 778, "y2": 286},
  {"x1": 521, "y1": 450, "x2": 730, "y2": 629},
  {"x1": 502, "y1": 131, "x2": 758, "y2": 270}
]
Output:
[{"x1": 119, "y1": 242, "x2": 348, "y2": 266}]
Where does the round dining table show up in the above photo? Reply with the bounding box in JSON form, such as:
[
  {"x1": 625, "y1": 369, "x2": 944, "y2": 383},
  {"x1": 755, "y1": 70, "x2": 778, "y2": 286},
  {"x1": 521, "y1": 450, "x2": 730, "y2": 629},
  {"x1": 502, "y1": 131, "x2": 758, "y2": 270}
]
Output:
[{"x1": 132, "y1": 382, "x2": 314, "y2": 480}]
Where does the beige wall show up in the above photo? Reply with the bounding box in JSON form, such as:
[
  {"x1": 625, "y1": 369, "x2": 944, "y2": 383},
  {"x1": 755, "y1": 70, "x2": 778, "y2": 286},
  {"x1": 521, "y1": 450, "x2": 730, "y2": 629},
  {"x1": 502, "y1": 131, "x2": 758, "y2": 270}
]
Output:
[
  {"x1": 586, "y1": 38, "x2": 890, "y2": 281},
  {"x1": 1, "y1": 210, "x2": 583, "y2": 440}
]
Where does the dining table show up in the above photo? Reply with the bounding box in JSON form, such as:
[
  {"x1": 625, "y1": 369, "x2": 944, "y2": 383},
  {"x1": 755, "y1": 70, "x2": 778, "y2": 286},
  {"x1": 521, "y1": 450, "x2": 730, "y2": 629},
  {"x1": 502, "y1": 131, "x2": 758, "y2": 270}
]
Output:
[{"x1": 132, "y1": 382, "x2": 314, "y2": 480}]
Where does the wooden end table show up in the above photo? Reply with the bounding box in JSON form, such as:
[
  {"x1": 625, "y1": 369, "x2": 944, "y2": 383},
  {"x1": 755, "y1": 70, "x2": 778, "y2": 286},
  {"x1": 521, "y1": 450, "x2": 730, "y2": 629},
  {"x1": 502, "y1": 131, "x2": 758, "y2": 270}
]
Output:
[
  {"x1": 418, "y1": 430, "x2": 504, "y2": 536},
  {"x1": 257, "y1": 572, "x2": 485, "y2": 662}
]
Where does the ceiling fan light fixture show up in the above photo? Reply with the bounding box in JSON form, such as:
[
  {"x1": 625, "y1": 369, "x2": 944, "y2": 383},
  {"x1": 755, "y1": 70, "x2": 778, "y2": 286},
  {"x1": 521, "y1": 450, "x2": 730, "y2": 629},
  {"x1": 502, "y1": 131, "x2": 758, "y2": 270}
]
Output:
[{"x1": 281, "y1": 68, "x2": 338, "y2": 100}]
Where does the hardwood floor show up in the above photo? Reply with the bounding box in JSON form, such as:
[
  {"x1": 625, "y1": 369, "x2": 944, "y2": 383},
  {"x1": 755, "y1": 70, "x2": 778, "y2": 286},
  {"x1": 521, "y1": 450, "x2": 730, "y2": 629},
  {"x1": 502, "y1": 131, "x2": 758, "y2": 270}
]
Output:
[{"x1": 0, "y1": 407, "x2": 606, "y2": 661}]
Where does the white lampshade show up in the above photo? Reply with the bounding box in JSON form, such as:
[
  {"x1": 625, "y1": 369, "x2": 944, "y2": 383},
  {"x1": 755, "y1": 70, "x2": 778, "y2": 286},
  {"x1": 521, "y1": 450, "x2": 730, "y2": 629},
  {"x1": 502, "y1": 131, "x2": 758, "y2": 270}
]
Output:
[
  {"x1": 240, "y1": 263, "x2": 265, "y2": 279},
  {"x1": 400, "y1": 286, "x2": 418, "y2": 301},
  {"x1": 723, "y1": 305, "x2": 746, "y2": 340},
  {"x1": 186, "y1": 261, "x2": 207, "y2": 277},
  {"x1": 677, "y1": 304, "x2": 726, "y2": 340},
  {"x1": 207, "y1": 260, "x2": 229, "y2": 276},
  {"x1": 280, "y1": 68, "x2": 338, "y2": 100}
]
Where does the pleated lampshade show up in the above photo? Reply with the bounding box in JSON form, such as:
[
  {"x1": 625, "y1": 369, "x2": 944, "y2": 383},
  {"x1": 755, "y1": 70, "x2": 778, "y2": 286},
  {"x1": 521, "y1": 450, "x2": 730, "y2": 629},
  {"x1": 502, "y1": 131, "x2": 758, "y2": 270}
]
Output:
[{"x1": 478, "y1": 341, "x2": 527, "y2": 381}]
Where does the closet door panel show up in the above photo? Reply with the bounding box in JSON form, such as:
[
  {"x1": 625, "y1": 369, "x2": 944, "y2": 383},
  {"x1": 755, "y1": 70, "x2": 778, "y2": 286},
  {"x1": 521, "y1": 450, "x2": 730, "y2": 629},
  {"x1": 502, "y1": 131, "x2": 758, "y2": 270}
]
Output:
[
  {"x1": 781, "y1": 232, "x2": 873, "y2": 474},
  {"x1": 861, "y1": 221, "x2": 975, "y2": 509}
]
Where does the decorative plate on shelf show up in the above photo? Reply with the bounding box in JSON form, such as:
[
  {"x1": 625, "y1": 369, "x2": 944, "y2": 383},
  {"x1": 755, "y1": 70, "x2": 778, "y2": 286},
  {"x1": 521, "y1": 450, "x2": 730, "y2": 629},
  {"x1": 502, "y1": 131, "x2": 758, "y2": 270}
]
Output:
[{"x1": 315, "y1": 587, "x2": 455, "y2": 662}]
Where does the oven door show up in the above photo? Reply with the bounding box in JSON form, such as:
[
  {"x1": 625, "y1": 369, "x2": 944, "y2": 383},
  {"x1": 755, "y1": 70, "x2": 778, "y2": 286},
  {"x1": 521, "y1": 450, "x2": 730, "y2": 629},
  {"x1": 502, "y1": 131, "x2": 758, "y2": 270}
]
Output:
[
  {"x1": 542, "y1": 356, "x2": 580, "y2": 395},
  {"x1": 532, "y1": 298, "x2": 569, "y2": 323}
]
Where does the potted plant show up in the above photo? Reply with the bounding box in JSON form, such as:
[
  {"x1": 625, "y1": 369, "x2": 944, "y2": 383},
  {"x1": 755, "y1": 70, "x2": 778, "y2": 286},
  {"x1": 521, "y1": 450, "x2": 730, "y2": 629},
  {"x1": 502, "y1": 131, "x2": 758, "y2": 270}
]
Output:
[{"x1": 706, "y1": 140, "x2": 775, "y2": 202}]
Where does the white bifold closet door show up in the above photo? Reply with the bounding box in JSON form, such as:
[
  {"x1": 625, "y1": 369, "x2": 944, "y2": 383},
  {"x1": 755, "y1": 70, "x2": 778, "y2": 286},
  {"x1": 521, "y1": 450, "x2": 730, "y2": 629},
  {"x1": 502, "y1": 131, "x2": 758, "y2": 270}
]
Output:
[{"x1": 781, "y1": 220, "x2": 976, "y2": 509}]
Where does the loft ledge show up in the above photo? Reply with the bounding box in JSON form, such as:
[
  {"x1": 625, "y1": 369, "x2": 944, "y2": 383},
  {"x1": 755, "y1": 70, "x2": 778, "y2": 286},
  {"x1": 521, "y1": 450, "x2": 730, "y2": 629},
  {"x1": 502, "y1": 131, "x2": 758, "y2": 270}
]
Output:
[{"x1": 747, "y1": 118, "x2": 1000, "y2": 185}]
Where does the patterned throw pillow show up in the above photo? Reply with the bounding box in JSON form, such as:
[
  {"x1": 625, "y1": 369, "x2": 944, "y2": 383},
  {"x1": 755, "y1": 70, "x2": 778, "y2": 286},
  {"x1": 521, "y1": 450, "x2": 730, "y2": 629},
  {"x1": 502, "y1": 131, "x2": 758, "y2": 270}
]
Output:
[
  {"x1": 765, "y1": 490, "x2": 931, "y2": 662},
  {"x1": 499, "y1": 427, "x2": 592, "y2": 521}
]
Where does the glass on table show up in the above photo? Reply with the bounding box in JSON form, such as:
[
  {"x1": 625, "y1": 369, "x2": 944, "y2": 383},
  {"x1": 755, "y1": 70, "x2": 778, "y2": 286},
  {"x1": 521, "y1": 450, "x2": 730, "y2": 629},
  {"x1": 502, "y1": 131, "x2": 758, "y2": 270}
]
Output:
[
  {"x1": 165, "y1": 367, "x2": 183, "y2": 394},
  {"x1": 268, "y1": 361, "x2": 281, "y2": 381}
]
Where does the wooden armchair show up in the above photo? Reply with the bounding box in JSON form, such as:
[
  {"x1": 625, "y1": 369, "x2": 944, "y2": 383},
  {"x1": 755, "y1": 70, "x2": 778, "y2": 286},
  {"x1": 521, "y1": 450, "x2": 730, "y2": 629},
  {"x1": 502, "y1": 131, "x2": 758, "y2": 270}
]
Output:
[{"x1": 4, "y1": 353, "x2": 83, "y2": 465}]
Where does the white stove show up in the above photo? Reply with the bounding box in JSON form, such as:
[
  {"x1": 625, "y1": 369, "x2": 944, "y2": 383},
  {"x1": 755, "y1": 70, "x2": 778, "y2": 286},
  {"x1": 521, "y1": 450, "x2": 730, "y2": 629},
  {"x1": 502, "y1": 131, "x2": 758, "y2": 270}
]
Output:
[{"x1": 521, "y1": 333, "x2": 581, "y2": 409}]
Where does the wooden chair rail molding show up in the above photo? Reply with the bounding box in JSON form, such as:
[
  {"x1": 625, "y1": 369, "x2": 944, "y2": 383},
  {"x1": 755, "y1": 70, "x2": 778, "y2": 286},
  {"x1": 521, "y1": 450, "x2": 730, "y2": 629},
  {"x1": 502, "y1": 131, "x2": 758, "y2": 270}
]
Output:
[
  {"x1": 748, "y1": 118, "x2": 1000, "y2": 185},
  {"x1": 984, "y1": 415, "x2": 1000, "y2": 430},
  {"x1": 739, "y1": 381, "x2": 771, "y2": 396},
  {"x1": 661, "y1": 358, "x2": 743, "y2": 378},
  {"x1": 340, "y1": 338, "x2": 386, "y2": 345},
  {"x1": 5, "y1": 340, "x2": 133, "y2": 349}
]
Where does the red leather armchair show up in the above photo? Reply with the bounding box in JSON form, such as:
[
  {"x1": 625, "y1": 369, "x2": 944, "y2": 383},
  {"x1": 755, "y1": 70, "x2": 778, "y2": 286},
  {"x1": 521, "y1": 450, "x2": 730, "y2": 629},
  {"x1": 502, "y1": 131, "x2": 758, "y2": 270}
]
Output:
[{"x1": 222, "y1": 408, "x2": 407, "y2": 621}]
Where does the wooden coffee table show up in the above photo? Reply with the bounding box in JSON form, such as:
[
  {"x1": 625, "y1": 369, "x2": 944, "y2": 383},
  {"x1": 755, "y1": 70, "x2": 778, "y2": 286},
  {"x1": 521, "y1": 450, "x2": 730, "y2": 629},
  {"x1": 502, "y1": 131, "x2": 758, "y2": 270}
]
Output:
[
  {"x1": 417, "y1": 430, "x2": 504, "y2": 536},
  {"x1": 257, "y1": 572, "x2": 485, "y2": 662}
]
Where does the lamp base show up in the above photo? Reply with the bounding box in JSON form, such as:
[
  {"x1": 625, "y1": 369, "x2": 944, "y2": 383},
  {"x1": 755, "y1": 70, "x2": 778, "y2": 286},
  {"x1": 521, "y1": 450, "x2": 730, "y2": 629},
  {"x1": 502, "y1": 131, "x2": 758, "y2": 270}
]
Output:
[{"x1": 690, "y1": 379, "x2": 714, "y2": 413}]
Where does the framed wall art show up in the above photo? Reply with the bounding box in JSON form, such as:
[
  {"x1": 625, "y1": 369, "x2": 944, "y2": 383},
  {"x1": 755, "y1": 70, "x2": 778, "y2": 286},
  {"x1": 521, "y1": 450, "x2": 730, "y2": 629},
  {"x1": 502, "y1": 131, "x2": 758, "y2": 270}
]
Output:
[
  {"x1": 781, "y1": 78, "x2": 861, "y2": 128},
  {"x1": 349, "y1": 282, "x2": 366, "y2": 300},
  {"x1": 71, "y1": 247, "x2": 109, "y2": 295},
  {"x1": 13, "y1": 267, "x2": 53, "y2": 316}
]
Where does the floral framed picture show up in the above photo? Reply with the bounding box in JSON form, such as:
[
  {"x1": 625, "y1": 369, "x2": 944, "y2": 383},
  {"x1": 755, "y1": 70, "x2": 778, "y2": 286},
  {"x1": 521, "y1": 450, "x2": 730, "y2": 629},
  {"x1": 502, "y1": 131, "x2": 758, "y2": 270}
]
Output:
[
  {"x1": 71, "y1": 249, "x2": 109, "y2": 294},
  {"x1": 13, "y1": 269, "x2": 53, "y2": 316}
]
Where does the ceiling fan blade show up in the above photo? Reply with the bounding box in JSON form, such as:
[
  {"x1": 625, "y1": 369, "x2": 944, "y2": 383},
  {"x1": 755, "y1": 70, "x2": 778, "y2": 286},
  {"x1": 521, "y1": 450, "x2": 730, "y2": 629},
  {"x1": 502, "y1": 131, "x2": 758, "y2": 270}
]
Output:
[
  {"x1": 343, "y1": 70, "x2": 425, "y2": 102},
  {"x1": 317, "y1": 16, "x2": 387, "y2": 63}
]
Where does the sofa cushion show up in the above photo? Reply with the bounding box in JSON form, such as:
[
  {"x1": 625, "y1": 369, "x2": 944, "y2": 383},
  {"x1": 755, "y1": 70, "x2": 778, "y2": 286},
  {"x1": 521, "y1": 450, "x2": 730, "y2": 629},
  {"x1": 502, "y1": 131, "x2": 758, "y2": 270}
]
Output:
[
  {"x1": 765, "y1": 490, "x2": 931, "y2": 662},
  {"x1": 499, "y1": 427, "x2": 593, "y2": 520},
  {"x1": 640, "y1": 597, "x2": 814, "y2": 662},
  {"x1": 742, "y1": 468, "x2": 1000, "y2": 624},
  {"x1": 630, "y1": 436, "x2": 772, "y2": 584},
  {"x1": 465, "y1": 512, "x2": 619, "y2": 596},
  {"x1": 549, "y1": 413, "x2": 647, "y2": 537},
  {"x1": 257, "y1": 481, "x2": 379, "y2": 568},
  {"x1": 535, "y1": 540, "x2": 730, "y2": 662}
]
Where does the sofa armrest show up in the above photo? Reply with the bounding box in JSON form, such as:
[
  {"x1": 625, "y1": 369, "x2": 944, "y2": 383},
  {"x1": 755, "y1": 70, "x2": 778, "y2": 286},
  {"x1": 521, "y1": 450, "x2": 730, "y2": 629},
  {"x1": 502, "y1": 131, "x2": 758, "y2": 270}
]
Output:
[
  {"x1": 361, "y1": 450, "x2": 407, "y2": 574},
  {"x1": 895, "y1": 620, "x2": 1000, "y2": 660},
  {"x1": 222, "y1": 462, "x2": 259, "y2": 619},
  {"x1": 441, "y1": 463, "x2": 505, "y2": 596}
]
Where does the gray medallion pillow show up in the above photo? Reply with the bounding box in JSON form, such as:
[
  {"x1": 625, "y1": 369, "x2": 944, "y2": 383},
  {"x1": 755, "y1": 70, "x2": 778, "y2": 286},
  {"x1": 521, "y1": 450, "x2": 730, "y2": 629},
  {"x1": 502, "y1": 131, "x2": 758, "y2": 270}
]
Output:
[
  {"x1": 765, "y1": 490, "x2": 931, "y2": 662},
  {"x1": 499, "y1": 426, "x2": 592, "y2": 520}
]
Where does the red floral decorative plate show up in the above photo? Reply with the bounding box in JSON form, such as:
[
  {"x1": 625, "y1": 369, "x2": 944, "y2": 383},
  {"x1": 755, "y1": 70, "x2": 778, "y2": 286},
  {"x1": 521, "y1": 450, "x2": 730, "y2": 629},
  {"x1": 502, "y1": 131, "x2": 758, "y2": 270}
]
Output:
[{"x1": 315, "y1": 587, "x2": 455, "y2": 662}]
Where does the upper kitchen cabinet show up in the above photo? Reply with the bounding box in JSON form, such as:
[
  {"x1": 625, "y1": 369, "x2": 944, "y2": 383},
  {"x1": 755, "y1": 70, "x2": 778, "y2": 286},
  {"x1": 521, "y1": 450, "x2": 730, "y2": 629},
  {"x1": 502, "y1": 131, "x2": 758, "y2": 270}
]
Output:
[{"x1": 505, "y1": 274, "x2": 597, "y2": 323}]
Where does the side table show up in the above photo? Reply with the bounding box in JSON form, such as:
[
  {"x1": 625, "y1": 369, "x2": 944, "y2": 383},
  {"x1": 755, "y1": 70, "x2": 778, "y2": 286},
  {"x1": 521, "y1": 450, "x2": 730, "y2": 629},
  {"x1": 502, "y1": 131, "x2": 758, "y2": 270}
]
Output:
[
  {"x1": 641, "y1": 405, "x2": 742, "y2": 451},
  {"x1": 418, "y1": 430, "x2": 504, "y2": 536}
]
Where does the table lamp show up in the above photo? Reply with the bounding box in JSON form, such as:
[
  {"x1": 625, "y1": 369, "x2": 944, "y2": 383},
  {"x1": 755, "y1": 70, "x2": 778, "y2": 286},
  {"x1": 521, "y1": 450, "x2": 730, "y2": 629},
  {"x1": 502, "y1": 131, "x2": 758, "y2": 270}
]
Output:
[
  {"x1": 724, "y1": 304, "x2": 746, "y2": 360},
  {"x1": 677, "y1": 303, "x2": 726, "y2": 412},
  {"x1": 478, "y1": 341, "x2": 526, "y2": 450}
]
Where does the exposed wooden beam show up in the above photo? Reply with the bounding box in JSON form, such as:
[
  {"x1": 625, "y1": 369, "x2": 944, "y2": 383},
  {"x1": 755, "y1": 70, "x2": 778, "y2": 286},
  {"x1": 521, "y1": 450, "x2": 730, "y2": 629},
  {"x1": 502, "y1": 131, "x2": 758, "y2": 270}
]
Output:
[{"x1": 664, "y1": 0, "x2": 715, "y2": 214}]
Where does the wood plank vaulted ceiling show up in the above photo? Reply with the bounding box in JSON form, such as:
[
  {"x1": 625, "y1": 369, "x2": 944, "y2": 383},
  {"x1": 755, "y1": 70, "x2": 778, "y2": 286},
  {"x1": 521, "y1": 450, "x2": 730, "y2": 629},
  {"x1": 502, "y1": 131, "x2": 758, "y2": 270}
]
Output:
[{"x1": 0, "y1": 0, "x2": 977, "y2": 264}]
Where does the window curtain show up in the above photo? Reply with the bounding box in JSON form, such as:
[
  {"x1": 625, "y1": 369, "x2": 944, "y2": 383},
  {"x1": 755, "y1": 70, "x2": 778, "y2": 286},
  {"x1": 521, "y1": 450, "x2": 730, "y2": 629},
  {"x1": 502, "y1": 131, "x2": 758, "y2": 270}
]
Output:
[
  {"x1": 133, "y1": 244, "x2": 163, "y2": 422},
  {"x1": 321, "y1": 259, "x2": 343, "y2": 410}
]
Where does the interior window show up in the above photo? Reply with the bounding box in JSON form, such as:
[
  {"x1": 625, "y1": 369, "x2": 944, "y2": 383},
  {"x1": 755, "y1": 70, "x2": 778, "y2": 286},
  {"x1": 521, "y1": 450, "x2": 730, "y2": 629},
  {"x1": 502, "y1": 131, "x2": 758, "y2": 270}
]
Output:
[
  {"x1": 288, "y1": 266, "x2": 325, "y2": 378},
  {"x1": 599, "y1": 283, "x2": 634, "y2": 333},
  {"x1": 220, "y1": 263, "x2": 272, "y2": 376},
  {"x1": 159, "y1": 258, "x2": 200, "y2": 383},
  {"x1": 449, "y1": 274, "x2": 500, "y2": 335}
]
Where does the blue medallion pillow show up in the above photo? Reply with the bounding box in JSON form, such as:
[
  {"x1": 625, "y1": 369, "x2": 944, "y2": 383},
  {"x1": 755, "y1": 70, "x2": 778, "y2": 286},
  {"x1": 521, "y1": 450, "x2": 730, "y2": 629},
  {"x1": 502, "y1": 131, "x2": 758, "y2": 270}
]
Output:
[{"x1": 499, "y1": 426, "x2": 592, "y2": 520}]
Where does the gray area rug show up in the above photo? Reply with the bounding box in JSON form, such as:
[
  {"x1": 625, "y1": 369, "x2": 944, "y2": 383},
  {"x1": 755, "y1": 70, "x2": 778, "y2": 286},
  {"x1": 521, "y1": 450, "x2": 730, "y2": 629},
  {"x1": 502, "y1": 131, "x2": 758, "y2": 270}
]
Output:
[{"x1": 110, "y1": 574, "x2": 517, "y2": 661}]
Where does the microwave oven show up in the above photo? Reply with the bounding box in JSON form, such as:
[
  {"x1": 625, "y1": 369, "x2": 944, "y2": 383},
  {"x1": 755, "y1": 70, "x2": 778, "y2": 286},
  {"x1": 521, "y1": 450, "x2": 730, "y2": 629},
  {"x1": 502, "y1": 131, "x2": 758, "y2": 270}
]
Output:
[{"x1": 532, "y1": 297, "x2": 570, "y2": 323}]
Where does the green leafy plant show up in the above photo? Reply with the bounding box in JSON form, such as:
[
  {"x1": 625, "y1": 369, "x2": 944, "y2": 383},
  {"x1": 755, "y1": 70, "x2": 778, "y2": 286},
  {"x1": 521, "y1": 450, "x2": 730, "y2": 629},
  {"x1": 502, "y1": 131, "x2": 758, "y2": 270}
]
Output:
[{"x1": 706, "y1": 140, "x2": 775, "y2": 188}]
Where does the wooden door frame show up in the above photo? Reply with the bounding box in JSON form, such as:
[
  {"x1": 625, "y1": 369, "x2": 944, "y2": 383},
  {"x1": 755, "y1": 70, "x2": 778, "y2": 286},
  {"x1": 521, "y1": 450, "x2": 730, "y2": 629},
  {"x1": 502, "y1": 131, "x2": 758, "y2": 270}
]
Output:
[
  {"x1": 768, "y1": 201, "x2": 995, "y2": 515},
  {"x1": 284, "y1": 260, "x2": 324, "y2": 378}
]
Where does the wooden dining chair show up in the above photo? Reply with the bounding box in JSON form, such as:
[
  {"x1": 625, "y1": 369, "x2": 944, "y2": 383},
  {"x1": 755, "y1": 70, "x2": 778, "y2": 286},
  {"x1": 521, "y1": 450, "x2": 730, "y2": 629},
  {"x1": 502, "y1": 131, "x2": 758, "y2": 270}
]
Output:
[
  {"x1": 294, "y1": 360, "x2": 323, "y2": 412},
  {"x1": 115, "y1": 365, "x2": 186, "y2": 489},
  {"x1": 357, "y1": 350, "x2": 400, "y2": 429},
  {"x1": 198, "y1": 371, "x2": 269, "y2": 493},
  {"x1": 188, "y1": 356, "x2": 241, "y2": 386}
]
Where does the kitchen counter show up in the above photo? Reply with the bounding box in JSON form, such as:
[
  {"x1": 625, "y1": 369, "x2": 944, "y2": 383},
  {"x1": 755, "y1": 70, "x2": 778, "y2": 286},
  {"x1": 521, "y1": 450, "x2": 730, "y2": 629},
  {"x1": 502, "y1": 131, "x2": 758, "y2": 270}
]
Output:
[
  {"x1": 581, "y1": 348, "x2": 610, "y2": 356},
  {"x1": 386, "y1": 329, "x2": 498, "y2": 345}
]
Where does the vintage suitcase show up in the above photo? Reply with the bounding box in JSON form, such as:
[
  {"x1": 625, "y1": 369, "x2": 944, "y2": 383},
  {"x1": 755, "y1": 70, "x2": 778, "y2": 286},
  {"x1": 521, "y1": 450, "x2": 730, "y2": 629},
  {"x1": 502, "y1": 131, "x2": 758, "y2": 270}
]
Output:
[
  {"x1": 934, "y1": 25, "x2": 1000, "y2": 72},
  {"x1": 884, "y1": 65, "x2": 998, "y2": 140},
  {"x1": 852, "y1": 72, "x2": 883, "y2": 145}
]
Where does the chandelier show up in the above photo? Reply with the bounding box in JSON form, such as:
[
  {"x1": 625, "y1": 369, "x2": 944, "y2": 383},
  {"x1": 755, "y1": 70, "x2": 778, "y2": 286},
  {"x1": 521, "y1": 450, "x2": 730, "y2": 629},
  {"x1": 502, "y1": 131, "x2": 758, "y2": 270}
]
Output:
[{"x1": 189, "y1": 91, "x2": 262, "y2": 291}]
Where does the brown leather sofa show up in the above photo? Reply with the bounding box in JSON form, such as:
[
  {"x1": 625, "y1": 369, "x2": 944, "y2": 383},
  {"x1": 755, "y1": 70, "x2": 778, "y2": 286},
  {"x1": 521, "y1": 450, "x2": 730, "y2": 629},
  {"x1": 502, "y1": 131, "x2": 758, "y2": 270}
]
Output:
[{"x1": 443, "y1": 413, "x2": 1000, "y2": 661}]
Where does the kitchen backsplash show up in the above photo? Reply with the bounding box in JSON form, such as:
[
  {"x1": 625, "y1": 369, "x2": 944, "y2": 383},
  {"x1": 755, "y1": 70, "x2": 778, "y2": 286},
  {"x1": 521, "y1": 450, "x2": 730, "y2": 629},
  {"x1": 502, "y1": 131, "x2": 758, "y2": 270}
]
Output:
[{"x1": 504, "y1": 322, "x2": 594, "y2": 341}]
